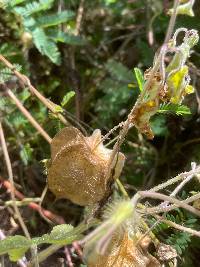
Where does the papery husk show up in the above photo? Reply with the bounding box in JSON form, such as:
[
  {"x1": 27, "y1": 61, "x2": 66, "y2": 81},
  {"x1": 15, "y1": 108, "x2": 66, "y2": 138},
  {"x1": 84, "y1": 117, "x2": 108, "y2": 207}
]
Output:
[
  {"x1": 47, "y1": 127, "x2": 125, "y2": 206},
  {"x1": 86, "y1": 233, "x2": 161, "y2": 267}
]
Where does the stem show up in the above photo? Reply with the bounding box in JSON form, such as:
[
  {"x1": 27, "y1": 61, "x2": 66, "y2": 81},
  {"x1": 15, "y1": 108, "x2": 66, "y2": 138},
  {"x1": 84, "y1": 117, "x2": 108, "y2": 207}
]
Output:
[
  {"x1": 116, "y1": 179, "x2": 129, "y2": 198},
  {"x1": 0, "y1": 176, "x2": 65, "y2": 224},
  {"x1": 170, "y1": 162, "x2": 197, "y2": 197},
  {"x1": 164, "y1": 0, "x2": 180, "y2": 43},
  {"x1": 0, "y1": 122, "x2": 31, "y2": 239},
  {"x1": 28, "y1": 221, "x2": 97, "y2": 266},
  {"x1": 27, "y1": 244, "x2": 63, "y2": 267},
  {"x1": 106, "y1": 0, "x2": 181, "y2": 182},
  {"x1": 149, "y1": 166, "x2": 200, "y2": 192},
  {"x1": 154, "y1": 215, "x2": 200, "y2": 238},
  {"x1": 139, "y1": 191, "x2": 200, "y2": 215},
  {"x1": 0, "y1": 54, "x2": 70, "y2": 126},
  {"x1": 6, "y1": 88, "x2": 52, "y2": 143}
]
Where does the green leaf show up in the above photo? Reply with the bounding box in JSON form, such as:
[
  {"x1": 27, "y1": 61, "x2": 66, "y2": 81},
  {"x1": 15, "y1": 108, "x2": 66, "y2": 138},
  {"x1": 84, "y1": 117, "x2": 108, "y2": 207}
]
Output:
[
  {"x1": 0, "y1": 64, "x2": 21, "y2": 83},
  {"x1": 157, "y1": 103, "x2": 191, "y2": 116},
  {"x1": 32, "y1": 28, "x2": 61, "y2": 65},
  {"x1": 0, "y1": 236, "x2": 31, "y2": 261},
  {"x1": 150, "y1": 115, "x2": 168, "y2": 137},
  {"x1": 134, "y1": 67, "x2": 145, "y2": 92},
  {"x1": 33, "y1": 224, "x2": 80, "y2": 246},
  {"x1": 18, "y1": 88, "x2": 31, "y2": 103},
  {"x1": 35, "y1": 10, "x2": 75, "y2": 28},
  {"x1": 20, "y1": 143, "x2": 33, "y2": 165},
  {"x1": 48, "y1": 31, "x2": 86, "y2": 46},
  {"x1": 61, "y1": 91, "x2": 75, "y2": 107},
  {"x1": 14, "y1": 0, "x2": 54, "y2": 17},
  {"x1": 105, "y1": 59, "x2": 132, "y2": 82},
  {"x1": 0, "y1": 0, "x2": 26, "y2": 8}
]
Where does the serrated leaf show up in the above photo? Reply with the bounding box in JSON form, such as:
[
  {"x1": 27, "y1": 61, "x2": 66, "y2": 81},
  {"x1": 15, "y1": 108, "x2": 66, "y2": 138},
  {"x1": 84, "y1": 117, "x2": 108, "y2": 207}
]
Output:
[
  {"x1": 0, "y1": 236, "x2": 31, "y2": 261},
  {"x1": 134, "y1": 67, "x2": 144, "y2": 92},
  {"x1": 61, "y1": 91, "x2": 75, "y2": 107},
  {"x1": 35, "y1": 10, "x2": 75, "y2": 28}
]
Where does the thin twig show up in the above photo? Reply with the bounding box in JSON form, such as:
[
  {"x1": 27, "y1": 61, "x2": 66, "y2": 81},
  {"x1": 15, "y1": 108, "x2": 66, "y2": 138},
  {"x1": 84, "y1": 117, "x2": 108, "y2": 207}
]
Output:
[
  {"x1": 75, "y1": 0, "x2": 85, "y2": 36},
  {"x1": 133, "y1": 191, "x2": 200, "y2": 217},
  {"x1": 154, "y1": 215, "x2": 200, "y2": 238},
  {"x1": 164, "y1": 0, "x2": 180, "y2": 43},
  {"x1": 0, "y1": 54, "x2": 70, "y2": 126},
  {"x1": 171, "y1": 162, "x2": 197, "y2": 197},
  {"x1": 149, "y1": 166, "x2": 200, "y2": 192},
  {"x1": 141, "y1": 191, "x2": 200, "y2": 215},
  {"x1": 142, "y1": 163, "x2": 199, "y2": 239},
  {"x1": 0, "y1": 121, "x2": 31, "y2": 239},
  {"x1": 0, "y1": 176, "x2": 65, "y2": 224},
  {"x1": 6, "y1": 88, "x2": 52, "y2": 143},
  {"x1": 64, "y1": 247, "x2": 74, "y2": 267}
]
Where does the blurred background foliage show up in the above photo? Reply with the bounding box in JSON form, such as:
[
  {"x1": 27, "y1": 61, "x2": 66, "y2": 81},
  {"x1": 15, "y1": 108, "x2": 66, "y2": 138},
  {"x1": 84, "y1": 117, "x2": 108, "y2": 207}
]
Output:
[{"x1": 0, "y1": 0, "x2": 200, "y2": 266}]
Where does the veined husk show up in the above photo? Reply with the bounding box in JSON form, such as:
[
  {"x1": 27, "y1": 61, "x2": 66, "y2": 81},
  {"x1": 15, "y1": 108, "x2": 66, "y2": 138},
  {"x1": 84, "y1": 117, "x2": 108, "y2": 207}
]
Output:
[
  {"x1": 85, "y1": 231, "x2": 161, "y2": 267},
  {"x1": 47, "y1": 127, "x2": 125, "y2": 206}
]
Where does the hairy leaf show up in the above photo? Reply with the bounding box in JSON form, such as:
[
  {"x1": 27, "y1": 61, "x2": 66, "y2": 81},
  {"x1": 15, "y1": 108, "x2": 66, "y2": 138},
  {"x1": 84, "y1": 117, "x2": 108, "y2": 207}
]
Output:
[
  {"x1": 33, "y1": 224, "x2": 80, "y2": 245},
  {"x1": 0, "y1": 236, "x2": 31, "y2": 261}
]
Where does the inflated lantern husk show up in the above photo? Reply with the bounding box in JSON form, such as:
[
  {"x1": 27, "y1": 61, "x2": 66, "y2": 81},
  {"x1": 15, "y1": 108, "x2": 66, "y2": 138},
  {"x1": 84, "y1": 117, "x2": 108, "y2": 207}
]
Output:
[
  {"x1": 85, "y1": 232, "x2": 161, "y2": 267},
  {"x1": 47, "y1": 127, "x2": 125, "y2": 206}
]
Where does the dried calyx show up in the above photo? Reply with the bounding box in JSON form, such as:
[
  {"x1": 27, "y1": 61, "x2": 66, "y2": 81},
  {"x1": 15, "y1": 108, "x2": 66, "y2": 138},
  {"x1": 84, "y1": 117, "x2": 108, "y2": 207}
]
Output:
[
  {"x1": 87, "y1": 232, "x2": 161, "y2": 267},
  {"x1": 47, "y1": 127, "x2": 125, "y2": 206}
]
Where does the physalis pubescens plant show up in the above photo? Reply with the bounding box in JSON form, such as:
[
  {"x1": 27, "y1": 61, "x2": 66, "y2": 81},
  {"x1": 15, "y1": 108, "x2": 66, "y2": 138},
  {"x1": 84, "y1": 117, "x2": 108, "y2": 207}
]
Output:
[{"x1": 47, "y1": 127, "x2": 125, "y2": 206}]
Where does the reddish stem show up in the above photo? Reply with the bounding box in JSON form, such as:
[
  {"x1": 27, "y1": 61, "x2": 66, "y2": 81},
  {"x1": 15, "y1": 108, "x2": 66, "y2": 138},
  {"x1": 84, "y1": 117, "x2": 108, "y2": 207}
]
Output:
[{"x1": 0, "y1": 176, "x2": 65, "y2": 225}]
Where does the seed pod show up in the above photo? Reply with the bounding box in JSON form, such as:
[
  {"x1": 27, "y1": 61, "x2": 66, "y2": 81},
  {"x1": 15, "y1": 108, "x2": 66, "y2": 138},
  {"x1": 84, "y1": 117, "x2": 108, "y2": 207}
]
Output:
[{"x1": 47, "y1": 127, "x2": 125, "y2": 206}]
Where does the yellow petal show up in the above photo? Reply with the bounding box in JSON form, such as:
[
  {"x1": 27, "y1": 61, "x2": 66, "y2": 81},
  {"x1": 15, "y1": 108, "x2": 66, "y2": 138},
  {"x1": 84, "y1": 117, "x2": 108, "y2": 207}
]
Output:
[{"x1": 185, "y1": 85, "x2": 195, "y2": 94}]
